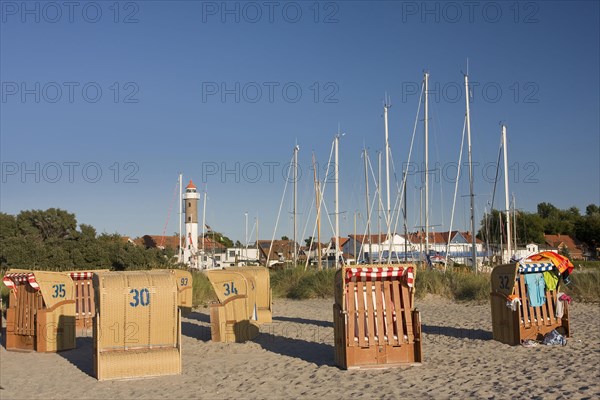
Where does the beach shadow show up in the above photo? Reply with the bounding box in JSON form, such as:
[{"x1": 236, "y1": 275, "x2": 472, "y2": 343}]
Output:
[
  {"x1": 421, "y1": 324, "x2": 492, "y2": 341},
  {"x1": 181, "y1": 321, "x2": 211, "y2": 341},
  {"x1": 58, "y1": 337, "x2": 94, "y2": 377},
  {"x1": 184, "y1": 311, "x2": 210, "y2": 324},
  {"x1": 255, "y1": 331, "x2": 335, "y2": 367},
  {"x1": 1, "y1": 327, "x2": 6, "y2": 350},
  {"x1": 272, "y1": 316, "x2": 333, "y2": 328}
]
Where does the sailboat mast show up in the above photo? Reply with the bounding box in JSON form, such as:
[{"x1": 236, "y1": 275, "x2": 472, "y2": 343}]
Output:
[
  {"x1": 384, "y1": 101, "x2": 392, "y2": 262},
  {"x1": 363, "y1": 149, "x2": 372, "y2": 262},
  {"x1": 465, "y1": 73, "x2": 477, "y2": 273},
  {"x1": 502, "y1": 124, "x2": 512, "y2": 262},
  {"x1": 293, "y1": 145, "x2": 299, "y2": 267},
  {"x1": 335, "y1": 134, "x2": 340, "y2": 267},
  {"x1": 512, "y1": 194, "x2": 517, "y2": 254},
  {"x1": 403, "y1": 170, "x2": 408, "y2": 262},
  {"x1": 178, "y1": 173, "x2": 183, "y2": 263},
  {"x1": 312, "y1": 152, "x2": 322, "y2": 270},
  {"x1": 377, "y1": 151, "x2": 382, "y2": 263},
  {"x1": 202, "y1": 187, "x2": 207, "y2": 266},
  {"x1": 424, "y1": 72, "x2": 430, "y2": 259}
]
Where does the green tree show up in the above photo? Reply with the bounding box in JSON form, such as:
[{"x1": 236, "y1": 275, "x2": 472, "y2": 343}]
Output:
[
  {"x1": 0, "y1": 213, "x2": 17, "y2": 240},
  {"x1": 586, "y1": 204, "x2": 599, "y2": 216},
  {"x1": 17, "y1": 208, "x2": 77, "y2": 240},
  {"x1": 515, "y1": 212, "x2": 545, "y2": 244},
  {"x1": 537, "y1": 202, "x2": 559, "y2": 219},
  {"x1": 304, "y1": 236, "x2": 315, "y2": 247},
  {"x1": 79, "y1": 224, "x2": 97, "y2": 240},
  {"x1": 575, "y1": 204, "x2": 600, "y2": 257},
  {"x1": 205, "y1": 231, "x2": 233, "y2": 248}
]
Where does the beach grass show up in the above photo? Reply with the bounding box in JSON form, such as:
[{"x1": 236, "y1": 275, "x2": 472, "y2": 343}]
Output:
[
  {"x1": 564, "y1": 269, "x2": 600, "y2": 302},
  {"x1": 190, "y1": 270, "x2": 218, "y2": 307},
  {"x1": 2, "y1": 264, "x2": 597, "y2": 311},
  {"x1": 415, "y1": 268, "x2": 491, "y2": 303}
]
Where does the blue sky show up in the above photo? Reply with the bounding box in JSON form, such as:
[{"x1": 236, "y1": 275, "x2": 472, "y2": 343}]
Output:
[{"x1": 1, "y1": 0, "x2": 599, "y2": 244}]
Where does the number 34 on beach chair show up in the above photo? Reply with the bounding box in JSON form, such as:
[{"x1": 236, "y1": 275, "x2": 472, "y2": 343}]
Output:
[{"x1": 333, "y1": 265, "x2": 422, "y2": 369}]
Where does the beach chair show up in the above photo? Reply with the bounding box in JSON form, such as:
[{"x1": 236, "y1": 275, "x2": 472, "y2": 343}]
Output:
[
  {"x1": 93, "y1": 271, "x2": 181, "y2": 380},
  {"x1": 65, "y1": 270, "x2": 108, "y2": 335},
  {"x1": 333, "y1": 265, "x2": 422, "y2": 369},
  {"x1": 205, "y1": 269, "x2": 260, "y2": 343},
  {"x1": 169, "y1": 269, "x2": 193, "y2": 316},
  {"x1": 490, "y1": 262, "x2": 570, "y2": 345},
  {"x1": 224, "y1": 266, "x2": 272, "y2": 323},
  {"x1": 3, "y1": 270, "x2": 76, "y2": 352}
]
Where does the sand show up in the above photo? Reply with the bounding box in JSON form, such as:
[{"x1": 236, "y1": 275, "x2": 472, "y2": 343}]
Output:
[{"x1": 1, "y1": 296, "x2": 599, "y2": 399}]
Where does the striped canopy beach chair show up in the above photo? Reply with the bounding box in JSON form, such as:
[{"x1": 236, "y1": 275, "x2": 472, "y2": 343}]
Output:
[
  {"x1": 333, "y1": 265, "x2": 422, "y2": 369},
  {"x1": 2, "y1": 270, "x2": 76, "y2": 352}
]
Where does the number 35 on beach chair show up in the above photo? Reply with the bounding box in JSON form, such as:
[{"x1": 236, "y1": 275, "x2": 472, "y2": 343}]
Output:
[
  {"x1": 490, "y1": 261, "x2": 571, "y2": 346},
  {"x1": 333, "y1": 265, "x2": 422, "y2": 369}
]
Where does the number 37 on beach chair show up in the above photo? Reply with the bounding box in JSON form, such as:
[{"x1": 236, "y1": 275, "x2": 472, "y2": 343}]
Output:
[{"x1": 333, "y1": 265, "x2": 422, "y2": 369}]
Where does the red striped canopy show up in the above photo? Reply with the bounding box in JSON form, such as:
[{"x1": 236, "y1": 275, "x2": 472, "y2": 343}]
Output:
[
  {"x1": 345, "y1": 266, "x2": 414, "y2": 288},
  {"x1": 2, "y1": 273, "x2": 40, "y2": 292},
  {"x1": 69, "y1": 272, "x2": 94, "y2": 280}
]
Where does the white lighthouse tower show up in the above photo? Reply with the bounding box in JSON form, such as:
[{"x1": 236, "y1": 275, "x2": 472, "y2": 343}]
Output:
[{"x1": 182, "y1": 180, "x2": 200, "y2": 267}]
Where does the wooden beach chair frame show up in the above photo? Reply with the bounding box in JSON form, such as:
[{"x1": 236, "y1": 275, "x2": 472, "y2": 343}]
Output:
[
  {"x1": 333, "y1": 264, "x2": 422, "y2": 369},
  {"x1": 65, "y1": 270, "x2": 109, "y2": 335},
  {"x1": 3, "y1": 270, "x2": 76, "y2": 352},
  {"x1": 490, "y1": 263, "x2": 570, "y2": 345}
]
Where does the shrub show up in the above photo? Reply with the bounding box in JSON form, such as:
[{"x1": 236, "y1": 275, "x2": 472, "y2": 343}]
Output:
[
  {"x1": 449, "y1": 271, "x2": 490, "y2": 302},
  {"x1": 190, "y1": 270, "x2": 217, "y2": 307},
  {"x1": 564, "y1": 270, "x2": 600, "y2": 302},
  {"x1": 288, "y1": 269, "x2": 336, "y2": 299}
]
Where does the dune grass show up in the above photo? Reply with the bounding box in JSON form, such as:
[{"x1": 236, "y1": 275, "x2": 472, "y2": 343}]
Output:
[
  {"x1": 190, "y1": 266, "x2": 600, "y2": 305},
  {"x1": 1, "y1": 282, "x2": 9, "y2": 310},
  {"x1": 415, "y1": 268, "x2": 491, "y2": 303},
  {"x1": 2, "y1": 265, "x2": 596, "y2": 311},
  {"x1": 190, "y1": 270, "x2": 218, "y2": 307},
  {"x1": 270, "y1": 267, "x2": 337, "y2": 299},
  {"x1": 564, "y1": 270, "x2": 600, "y2": 302}
]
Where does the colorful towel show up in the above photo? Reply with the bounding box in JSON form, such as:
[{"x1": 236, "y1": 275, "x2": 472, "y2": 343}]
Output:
[
  {"x1": 543, "y1": 271, "x2": 560, "y2": 291},
  {"x1": 524, "y1": 272, "x2": 546, "y2": 307},
  {"x1": 529, "y1": 252, "x2": 574, "y2": 275}
]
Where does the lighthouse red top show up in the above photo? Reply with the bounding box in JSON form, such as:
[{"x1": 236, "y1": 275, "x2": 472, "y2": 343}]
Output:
[{"x1": 186, "y1": 180, "x2": 197, "y2": 189}]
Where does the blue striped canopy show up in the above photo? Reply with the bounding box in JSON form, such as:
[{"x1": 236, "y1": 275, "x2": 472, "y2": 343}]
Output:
[{"x1": 518, "y1": 262, "x2": 555, "y2": 273}]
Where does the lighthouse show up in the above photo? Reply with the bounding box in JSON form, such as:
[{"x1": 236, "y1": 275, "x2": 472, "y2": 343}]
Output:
[{"x1": 183, "y1": 180, "x2": 200, "y2": 267}]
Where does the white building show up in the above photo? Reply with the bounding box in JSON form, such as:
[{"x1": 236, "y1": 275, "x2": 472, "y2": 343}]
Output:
[
  {"x1": 347, "y1": 234, "x2": 417, "y2": 263},
  {"x1": 221, "y1": 247, "x2": 260, "y2": 266}
]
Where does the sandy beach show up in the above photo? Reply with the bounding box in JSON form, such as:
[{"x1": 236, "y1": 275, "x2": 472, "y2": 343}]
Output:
[{"x1": 1, "y1": 296, "x2": 599, "y2": 399}]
